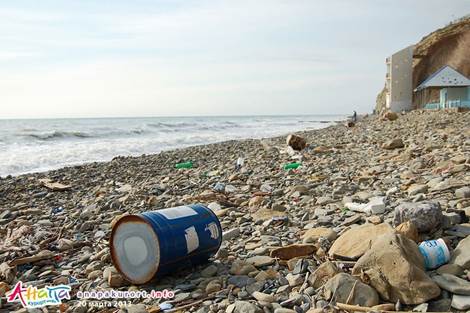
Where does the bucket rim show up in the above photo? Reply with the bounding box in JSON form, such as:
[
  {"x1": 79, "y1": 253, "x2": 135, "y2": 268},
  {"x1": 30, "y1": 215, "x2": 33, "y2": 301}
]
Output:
[{"x1": 110, "y1": 214, "x2": 161, "y2": 284}]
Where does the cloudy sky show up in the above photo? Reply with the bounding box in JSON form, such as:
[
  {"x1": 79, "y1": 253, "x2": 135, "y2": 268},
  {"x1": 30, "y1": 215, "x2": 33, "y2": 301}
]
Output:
[{"x1": 1, "y1": 0, "x2": 468, "y2": 118}]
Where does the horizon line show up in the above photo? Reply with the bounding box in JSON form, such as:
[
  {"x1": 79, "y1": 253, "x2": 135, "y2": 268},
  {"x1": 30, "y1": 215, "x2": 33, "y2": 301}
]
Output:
[{"x1": 0, "y1": 112, "x2": 351, "y2": 121}]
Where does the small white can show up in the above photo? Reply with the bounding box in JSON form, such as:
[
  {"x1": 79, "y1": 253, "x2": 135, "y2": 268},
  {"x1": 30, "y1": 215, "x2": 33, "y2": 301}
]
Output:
[{"x1": 418, "y1": 238, "x2": 450, "y2": 270}]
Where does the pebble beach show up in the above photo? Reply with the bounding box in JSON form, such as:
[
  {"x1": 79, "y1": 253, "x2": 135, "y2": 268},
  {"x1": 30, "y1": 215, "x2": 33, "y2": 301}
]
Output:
[{"x1": 1, "y1": 110, "x2": 470, "y2": 313}]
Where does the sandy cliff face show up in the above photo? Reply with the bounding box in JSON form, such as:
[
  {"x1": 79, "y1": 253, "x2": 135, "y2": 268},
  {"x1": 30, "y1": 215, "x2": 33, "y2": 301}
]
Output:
[{"x1": 376, "y1": 17, "x2": 470, "y2": 112}]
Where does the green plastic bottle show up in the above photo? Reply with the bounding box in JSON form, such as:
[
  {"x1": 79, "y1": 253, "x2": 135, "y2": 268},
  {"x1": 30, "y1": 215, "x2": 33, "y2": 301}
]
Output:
[
  {"x1": 175, "y1": 161, "x2": 193, "y2": 169},
  {"x1": 283, "y1": 162, "x2": 301, "y2": 170}
]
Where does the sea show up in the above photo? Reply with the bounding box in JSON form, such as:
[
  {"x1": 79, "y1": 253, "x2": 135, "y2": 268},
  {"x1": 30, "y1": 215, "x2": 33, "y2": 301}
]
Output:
[{"x1": 0, "y1": 115, "x2": 345, "y2": 177}]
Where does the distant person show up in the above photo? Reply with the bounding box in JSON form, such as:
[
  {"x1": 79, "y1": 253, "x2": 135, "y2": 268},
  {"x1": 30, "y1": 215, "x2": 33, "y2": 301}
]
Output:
[{"x1": 352, "y1": 111, "x2": 357, "y2": 122}]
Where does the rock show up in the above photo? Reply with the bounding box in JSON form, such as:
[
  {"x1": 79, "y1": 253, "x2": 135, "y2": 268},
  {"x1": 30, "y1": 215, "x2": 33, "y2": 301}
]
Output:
[
  {"x1": 252, "y1": 291, "x2": 275, "y2": 303},
  {"x1": 226, "y1": 301, "x2": 262, "y2": 313},
  {"x1": 302, "y1": 227, "x2": 337, "y2": 243},
  {"x1": 323, "y1": 273, "x2": 379, "y2": 307},
  {"x1": 206, "y1": 279, "x2": 222, "y2": 293},
  {"x1": 328, "y1": 223, "x2": 394, "y2": 260},
  {"x1": 270, "y1": 244, "x2": 316, "y2": 260},
  {"x1": 0, "y1": 263, "x2": 15, "y2": 283},
  {"x1": 230, "y1": 260, "x2": 257, "y2": 275},
  {"x1": 451, "y1": 294, "x2": 470, "y2": 310},
  {"x1": 395, "y1": 221, "x2": 419, "y2": 242},
  {"x1": 456, "y1": 187, "x2": 470, "y2": 199},
  {"x1": 312, "y1": 146, "x2": 331, "y2": 153},
  {"x1": 274, "y1": 309, "x2": 296, "y2": 313},
  {"x1": 393, "y1": 202, "x2": 443, "y2": 233},
  {"x1": 246, "y1": 256, "x2": 274, "y2": 267},
  {"x1": 0, "y1": 282, "x2": 10, "y2": 297},
  {"x1": 286, "y1": 134, "x2": 306, "y2": 151},
  {"x1": 108, "y1": 271, "x2": 127, "y2": 287},
  {"x1": 412, "y1": 303, "x2": 428, "y2": 312},
  {"x1": 285, "y1": 273, "x2": 304, "y2": 287},
  {"x1": 223, "y1": 228, "x2": 240, "y2": 241},
  {"x1": 383, "y1": 111, "x2": 399, "y2": 121},
  {"x1": 308, "y1": 261, "x2": 340, "y2": 288},
  {"x1": 201, "y1": 264, "x2": 218, "y2": 278},
  {"x1": 432, "y1": 274, "x2": 470, "y2": 295},
  {"x1": 352, "y1": 232, "x2": 440, "y2": 304},
  {"x1": 451, "y1": 235, "x2": 470, "y2": 269},
  {"x1": 436, "y1": 264, "x2": 464, "y2": 276},
  {"x1": 228, "y1": 275, "x2": 256, "y2": 288},
  {"x1": 57, "y1": 238, "x2": 74, "y2": 251},
  {"x1": 408, "y1": 184, "x2": 428, "y2": 196},
  {"x1": 382, "y1": 138, "x2": 404, "y2": 150},
  {"x1": 127, "y1": 304, "x2": 147, "y2": 313}
]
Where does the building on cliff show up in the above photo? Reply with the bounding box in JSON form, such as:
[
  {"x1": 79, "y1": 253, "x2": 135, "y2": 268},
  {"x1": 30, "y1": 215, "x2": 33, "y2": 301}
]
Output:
[
  {"x1": 384, "y1": 45, "x2": 414, "y2": 112},
  {"x1": 376, "y1": 16, "x2": 470, "y2": 113},
  {"x1": 414, "y1": 65, "x2": 470, "y2": 109}
]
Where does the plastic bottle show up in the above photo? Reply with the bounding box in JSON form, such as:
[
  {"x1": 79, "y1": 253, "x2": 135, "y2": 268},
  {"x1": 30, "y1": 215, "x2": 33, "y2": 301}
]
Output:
[
  {"x1": 283, "y1": 162, "x2": 301, "y2": 170},
  {"x1": 175, "y1": 161, "x2": 193, "y2": 169},
  {"x1": 235, "y1": 157, "x2": 244, "y2": 170}
]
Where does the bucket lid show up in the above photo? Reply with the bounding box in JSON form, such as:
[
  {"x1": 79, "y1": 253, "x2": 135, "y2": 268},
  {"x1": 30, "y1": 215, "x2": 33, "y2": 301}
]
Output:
[{"x1": 110, "y1": 215, "x2": 160, "y2": 284}]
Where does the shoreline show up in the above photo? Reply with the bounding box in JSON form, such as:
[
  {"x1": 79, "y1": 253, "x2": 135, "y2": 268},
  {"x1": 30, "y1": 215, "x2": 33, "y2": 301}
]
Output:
[{"x1": 1, "y1": 118, "x2": 346, "y2": 179}]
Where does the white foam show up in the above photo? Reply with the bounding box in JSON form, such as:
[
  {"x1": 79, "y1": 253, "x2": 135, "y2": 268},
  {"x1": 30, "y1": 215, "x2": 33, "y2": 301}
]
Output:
[{"x1": 0, "y1": 115, "x2": 345, "y2": 176}]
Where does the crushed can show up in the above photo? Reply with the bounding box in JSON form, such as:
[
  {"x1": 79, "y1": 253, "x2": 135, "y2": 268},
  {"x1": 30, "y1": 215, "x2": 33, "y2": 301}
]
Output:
[{"x1": 110, "y1": 204, "x2": 222, "y2": 284}]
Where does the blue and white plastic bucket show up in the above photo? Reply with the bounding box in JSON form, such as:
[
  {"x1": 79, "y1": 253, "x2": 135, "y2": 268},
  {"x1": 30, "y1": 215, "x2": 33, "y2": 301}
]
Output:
[
  {"x1": 418, "y1": 238, "x2": 450, "y2": 270},
  {"x1": 110, "y1": 204, "x2": 222, "y2": 284}
]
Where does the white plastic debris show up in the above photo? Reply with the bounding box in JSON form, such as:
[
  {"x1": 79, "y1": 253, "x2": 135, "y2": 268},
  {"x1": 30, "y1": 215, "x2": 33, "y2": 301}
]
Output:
[{"x1": 345, "y1": 197, "x2": 386, "y2": 215}]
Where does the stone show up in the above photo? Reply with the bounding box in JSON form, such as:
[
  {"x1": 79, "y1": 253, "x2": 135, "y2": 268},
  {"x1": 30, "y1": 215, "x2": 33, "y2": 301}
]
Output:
[
  {"x1": 0, "y1": 263, "x2": 15, "y2": 283},
  {"x1": 308, "y1": 261, "x2": 340, "y2": 288},
  {"x1": 0, "y1": 282, "x2": 10, "y2": 297},
  {"x1": 230, "y1": 260, "x2": 257, "y2": 275},
  {"x1": 436, "y1": 264, "x2": 464, "y2": 276},
  {"x1": 316, "y1": 196, "x2": 333, "y2": 205},
  {"x1": 393, "y1": 202, "x2": 443, "y2": 233},
  {"x1": 201, "y1": 264, "x2": 218, "y2": 278},
  {"x1": 285, "y1": 273, "x2": 304, "y2": 287},
  {"x1": 226, "y1": 301, "x2": 262, "y2": 313},
  {"x1": 408, "y1": 184, "x2": 428, "y2": 196},
  {"x1": 395, "y1": 221, "x2": 419, "y2": 242},
  {"x1": 382, "y1": 138, "x2": 404, "y2": 150},
  {"x1": 302, "y1": 227, "x2": 337, "y2": 243},
  {"x1": 323, "y1": 273, "x2": 379, "y2": 307},
  {"x1": 252, "y1": 291, "x2": 275, "y2": 303},
  {"x1": 456, "y1": 187, "x2": 470, "y2": 199},
  {"x1": 127, "y1": 304, "x2": 147, "y2": 313},
  {"x1": 108, "y1": 271, "x2": 126, "y2": 287},
  {"x1": 352, "y1": 232, "x2": 440, "y2": 305},
  {"x1": 206, "y1": 279, "x2": 222, "y2": 293},
  {"x1": 383, "y1": 111, "x2": 398, "y2": 121},
  {"x1": 223, "y1": 228, "x2": 240, "y2": 241},
  {"x1": 328, "y1": 223, "x2": 394, "y2": 260},
  {"x1": 246, "y1": 256, "x2": 274, "y2": 267},
  {"x1": 57, "y1": 238, "x2": 74, "y2": 251},
  {"x1": 432, "y1": 274, "x2": 470, "y2": 295},
  {"x1": 270, "y1": 244, "x2": 316, "y2": 260},
  {"x1": 450, "y1": 235, "x2": 470, "y2": 269},
  {"x1": 286, "y1": 134, "x2": 307, "y2": 151},
  {"x1": 228, "y1": 275, "x2": 256, "y2": 288},
  {"x1": 274, "y1": 309, "x2": 295, "y2": 313},
  {"x1": 451, "y1": 294, "x2": 470, "y2": 310}
]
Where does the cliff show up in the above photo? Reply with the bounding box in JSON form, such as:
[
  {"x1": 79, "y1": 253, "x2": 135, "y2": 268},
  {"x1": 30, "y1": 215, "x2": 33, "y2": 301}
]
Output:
[{"x1": 376, "y1": 16, "x2": 470, "y2": 112}]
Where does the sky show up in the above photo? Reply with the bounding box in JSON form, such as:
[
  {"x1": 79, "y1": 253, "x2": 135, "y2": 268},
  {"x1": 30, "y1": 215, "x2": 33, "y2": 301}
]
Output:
[{"x1": 0, "y1": 0, "x2": 469, "y2": 118}]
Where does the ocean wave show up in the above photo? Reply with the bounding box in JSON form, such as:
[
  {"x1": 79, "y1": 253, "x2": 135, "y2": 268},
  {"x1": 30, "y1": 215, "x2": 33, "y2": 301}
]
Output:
[
  {"x1": 147, "y1": 122, "x2": 193, "y2": 129},
  {"x1": 25, "y1": 131, "x2": 93, "y2": 141}
]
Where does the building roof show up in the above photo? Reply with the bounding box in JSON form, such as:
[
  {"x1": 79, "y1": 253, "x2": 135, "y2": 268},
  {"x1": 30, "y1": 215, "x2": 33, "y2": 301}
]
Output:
[{"x1": 415, "y1": 65, "x2": 470, "y2": 91}]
